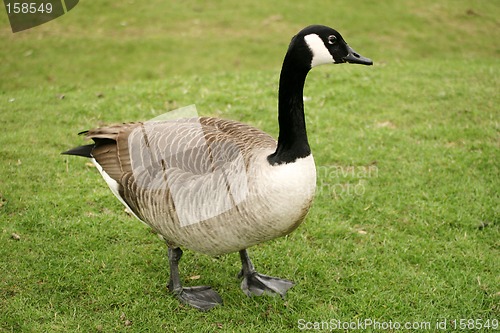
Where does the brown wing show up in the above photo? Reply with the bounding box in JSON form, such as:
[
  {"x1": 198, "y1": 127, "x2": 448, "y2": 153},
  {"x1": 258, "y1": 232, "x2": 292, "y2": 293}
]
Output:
[{"x1": 84, "y1": 117, "x2": 276, "y2": 225}]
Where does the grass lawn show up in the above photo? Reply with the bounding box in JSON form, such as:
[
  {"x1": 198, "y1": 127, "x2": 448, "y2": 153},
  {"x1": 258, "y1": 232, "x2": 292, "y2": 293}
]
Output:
[{"x1": 1, "y1": 0, "x2": 499, "y2": 332}]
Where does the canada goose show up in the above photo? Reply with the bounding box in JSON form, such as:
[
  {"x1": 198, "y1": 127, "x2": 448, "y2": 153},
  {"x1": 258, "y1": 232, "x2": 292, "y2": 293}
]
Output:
[{"x1": 63, "y1": 25, "x2": 372, "y2": 311}]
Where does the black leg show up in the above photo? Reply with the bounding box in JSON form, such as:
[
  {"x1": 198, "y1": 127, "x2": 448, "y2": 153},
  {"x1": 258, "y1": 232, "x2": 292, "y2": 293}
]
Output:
[
  {"x1": 238, "y1": 249, "x2": 294, "y2": 298},
  {"x1": 167, "y1": 247, "x2": 222, "y2": 311}
]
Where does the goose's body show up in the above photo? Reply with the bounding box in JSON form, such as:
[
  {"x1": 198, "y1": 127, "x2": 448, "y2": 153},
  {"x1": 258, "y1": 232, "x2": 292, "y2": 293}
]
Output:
[
  {"x1": 82, "y1": 117, "x2": 316, "y2": 255},
  {"x1": 64, "y1": 25, "x2": 372, "y2": 310}
]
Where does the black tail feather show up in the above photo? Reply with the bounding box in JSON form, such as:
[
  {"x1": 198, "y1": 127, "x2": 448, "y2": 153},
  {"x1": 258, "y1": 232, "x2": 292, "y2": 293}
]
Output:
[{"x1": 61, "y1": 144, "x2": 94, "y2": 158}]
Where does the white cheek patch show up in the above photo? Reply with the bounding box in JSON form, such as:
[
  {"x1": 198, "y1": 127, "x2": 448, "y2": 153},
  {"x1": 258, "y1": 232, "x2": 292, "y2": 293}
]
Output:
[{"x1": 304, "y1": 33, "x2": 335, "y2": 67}]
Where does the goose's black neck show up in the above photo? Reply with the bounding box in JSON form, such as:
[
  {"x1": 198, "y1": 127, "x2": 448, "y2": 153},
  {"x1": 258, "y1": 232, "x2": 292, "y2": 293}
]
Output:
[{"x1": 267, "y1": 52, "x2": 311, "y2": 166}]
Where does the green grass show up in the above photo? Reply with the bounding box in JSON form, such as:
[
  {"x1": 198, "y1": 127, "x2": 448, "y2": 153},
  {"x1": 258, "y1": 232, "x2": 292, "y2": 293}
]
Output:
[{"x1": 1, "y1": 0, "x2": 499, "y2": 332}]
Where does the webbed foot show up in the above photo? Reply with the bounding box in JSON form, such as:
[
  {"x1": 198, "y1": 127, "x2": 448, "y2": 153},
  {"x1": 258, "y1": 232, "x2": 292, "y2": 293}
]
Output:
[
  {"x1": 240, "y1": 271, "x2": 294, "y2": 297},
  {"x1": 238, "y1": 249, "x2": 294, "y2": 298},
  {"x1": 171, "y1": 285, "x2": 223, "y2": 311}
]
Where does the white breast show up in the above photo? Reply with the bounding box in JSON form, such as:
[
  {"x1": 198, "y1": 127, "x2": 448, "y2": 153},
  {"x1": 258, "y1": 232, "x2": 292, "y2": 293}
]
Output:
[{"x1": 255, "y1": 153, "x2": 317, "y2": 230}]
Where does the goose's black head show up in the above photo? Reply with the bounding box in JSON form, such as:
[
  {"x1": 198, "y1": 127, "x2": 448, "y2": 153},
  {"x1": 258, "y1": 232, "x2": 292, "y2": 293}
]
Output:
[{"x1": 287, "y1": 25, "x2": 373, "y2": 70}]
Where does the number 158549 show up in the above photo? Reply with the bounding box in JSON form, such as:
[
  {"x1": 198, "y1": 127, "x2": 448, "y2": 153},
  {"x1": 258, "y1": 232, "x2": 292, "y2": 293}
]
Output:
[{"x1": 5, "y1": 2, "x2": 53, "y2": 14}]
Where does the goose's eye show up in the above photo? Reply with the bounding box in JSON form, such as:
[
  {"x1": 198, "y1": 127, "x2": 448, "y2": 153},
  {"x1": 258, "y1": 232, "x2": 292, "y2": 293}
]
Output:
[{"x1": 328, "y1": 35, "x2": 337, "y2": 45}]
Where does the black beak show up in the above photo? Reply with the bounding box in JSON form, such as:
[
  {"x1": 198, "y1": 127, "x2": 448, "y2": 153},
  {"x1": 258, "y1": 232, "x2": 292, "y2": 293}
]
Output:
[{"x1": 342, "y1": 45, "x2": 373, "y2": 65}]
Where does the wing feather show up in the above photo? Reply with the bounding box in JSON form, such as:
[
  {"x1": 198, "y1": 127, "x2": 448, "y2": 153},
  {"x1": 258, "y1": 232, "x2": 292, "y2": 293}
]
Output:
[{"x1": 84, "y1": 117, "x2": 276, "y2": 228}]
